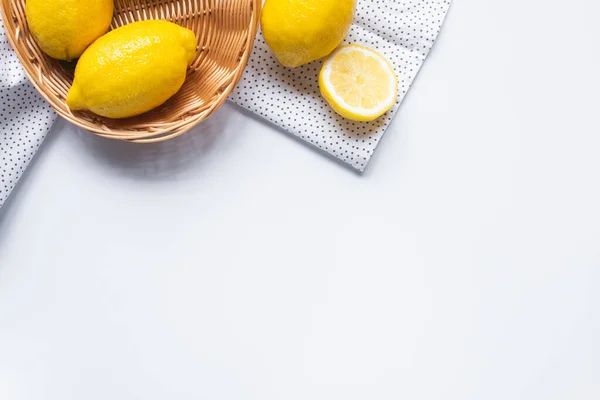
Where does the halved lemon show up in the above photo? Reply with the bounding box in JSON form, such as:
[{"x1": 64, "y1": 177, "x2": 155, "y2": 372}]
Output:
[{"x1": 319, "y1": 44, "x2": 398, "y2": 122}]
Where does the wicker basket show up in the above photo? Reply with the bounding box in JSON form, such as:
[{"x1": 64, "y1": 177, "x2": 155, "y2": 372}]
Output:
[{"x1": 0, "y1": 0, "x2": 261, "y2": 142}]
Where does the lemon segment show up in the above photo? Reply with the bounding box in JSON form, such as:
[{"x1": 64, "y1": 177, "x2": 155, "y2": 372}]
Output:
[
  {"x1": 66, "y1": 20, "x2": 196, "y2": 119},
  {"x1": 319, "y1": 44, "x2": 398, "y2": 122}
]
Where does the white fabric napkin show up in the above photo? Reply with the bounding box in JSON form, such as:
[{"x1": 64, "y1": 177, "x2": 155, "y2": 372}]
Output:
[
  {"x1": 0, "y1": 16, "x2": 56, "y2": 207},
  {"x1": 230, "y1": 0, "x2": 452, "y2": 171}
]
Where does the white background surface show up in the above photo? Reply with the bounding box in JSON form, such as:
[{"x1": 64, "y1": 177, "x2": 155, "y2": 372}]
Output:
[{"x1": 1, "y1": 0, "x2": 599, "y2": 399}]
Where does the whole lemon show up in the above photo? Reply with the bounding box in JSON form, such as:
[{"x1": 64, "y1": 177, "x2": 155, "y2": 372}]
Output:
[
  {"x1": 66, "y1": 20, "x2": 196, "y2": 119},
  {"x1": 26, "y1": 0, "x2": 114, "y2": 60},
  {"x1": 261, "y1": 0, "x2": 356, "y2": 68}
]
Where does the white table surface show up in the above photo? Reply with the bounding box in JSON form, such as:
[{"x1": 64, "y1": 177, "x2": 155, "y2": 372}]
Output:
[{"x1": 1, "y1": 1, "x2": 599, "y2": 399}]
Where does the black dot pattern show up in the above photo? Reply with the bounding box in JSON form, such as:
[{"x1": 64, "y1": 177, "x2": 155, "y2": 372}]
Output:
[
  {"x1": 1, "y1": 22, "x2": 56, "y2": 207},
  {"x1": 230, "y1": 0, "x2": 452, "y2": 171}
]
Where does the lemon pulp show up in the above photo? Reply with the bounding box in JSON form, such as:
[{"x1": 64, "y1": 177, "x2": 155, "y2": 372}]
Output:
[{"x1": 319, "y1": 44, "x2": 398, "y2": 122}]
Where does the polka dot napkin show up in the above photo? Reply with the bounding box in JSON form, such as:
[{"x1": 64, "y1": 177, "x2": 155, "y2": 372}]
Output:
[
  {"x1": 230, "y1": 0, "x2": 452, "y2": 171},
  {"x1": 0, "y1": 16, "x2": 56, "y2": 207}
]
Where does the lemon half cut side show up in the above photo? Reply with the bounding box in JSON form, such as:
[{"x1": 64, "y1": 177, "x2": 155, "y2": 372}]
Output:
[{"x1": 319, "y1": 44, "x2": 398, "y2": 122}]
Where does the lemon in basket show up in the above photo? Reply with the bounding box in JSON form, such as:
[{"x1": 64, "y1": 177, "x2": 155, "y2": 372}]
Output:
[
  {"x1": 261, "y1": 0, "x2": 356, "y2": 68},
  {"x1": 319, "y1": 44, "x2": 398, "y2": 122},
  {"x1": 66, "y1": 20, "x2": 196, "y2": 119},
  {"x1": 25, "y1": 0, "x2": 114, "y2": 60}
]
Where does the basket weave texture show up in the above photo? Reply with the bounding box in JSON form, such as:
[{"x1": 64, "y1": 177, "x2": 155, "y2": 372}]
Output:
[{"x1": 0, "y1": 0, "x2": 261, "y2": 142}]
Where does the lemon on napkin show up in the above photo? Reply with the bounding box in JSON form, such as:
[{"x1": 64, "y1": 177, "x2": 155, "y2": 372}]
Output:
[
  {"x1": 261, "y1": 0, "x2": 356, "y2": 68},
  {"x1": 319, "y1": 44, "x2": 398, "y2": 122}
]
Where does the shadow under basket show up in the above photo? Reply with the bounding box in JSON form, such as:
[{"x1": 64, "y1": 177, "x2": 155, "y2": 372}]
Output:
[{"x1": 0, "y1": 0, "x2": 261, "y2": 143}]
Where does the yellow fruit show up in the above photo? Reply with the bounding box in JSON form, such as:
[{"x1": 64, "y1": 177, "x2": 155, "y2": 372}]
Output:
[
  {"x1": 26, "y1": 0, "x2": 114, "y2": 60},
  {"x1": 261, "y1": 0, "x2": 355, "y2": 68},
  {"x1": 67, "y1": 20, "x2": 196, "y2": 119},
  {"x1": 319, "y1": 44, "x2": 398, "y2": 122}
]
